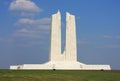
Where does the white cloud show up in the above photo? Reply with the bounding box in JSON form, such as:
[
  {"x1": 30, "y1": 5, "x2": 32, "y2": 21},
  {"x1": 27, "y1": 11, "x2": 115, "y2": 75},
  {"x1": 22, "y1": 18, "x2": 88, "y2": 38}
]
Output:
[
  {"x1": 15, "y1": 18, "x2": 51, "y2": 30},
  {"x1": 8, "y1": 0, "x2": 50, "y2": 46},
  {"x1": 14, "y1": 32, "x2": 38, "y2": 38},
  {"x1": 9, "y1": 0, "x2": 42, "y2": 16},
  {"x1": 13, "y1": 18, "x2": 51, "y2": 38},
  {"x1": 16, "y1": 18, "x2": 34, "y2": 25},
  {"x1": 10, "y1": 0, "x2": 41, "y2": 12},
  {"x1": 16, "y1": 18, "x2": 50, "y2": 26},
  {"x1": 17, "y1": 28, "x2": 29, "y2": 33},
  {"x1": 14, "y1": 28, "x2": 47, "y2": 38}
]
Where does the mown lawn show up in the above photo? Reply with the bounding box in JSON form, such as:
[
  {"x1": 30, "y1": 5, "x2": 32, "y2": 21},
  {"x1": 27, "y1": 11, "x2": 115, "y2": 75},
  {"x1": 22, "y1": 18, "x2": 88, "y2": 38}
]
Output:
[{"x1": 0, "y1": 70, "x2": 120, "y2": 81}]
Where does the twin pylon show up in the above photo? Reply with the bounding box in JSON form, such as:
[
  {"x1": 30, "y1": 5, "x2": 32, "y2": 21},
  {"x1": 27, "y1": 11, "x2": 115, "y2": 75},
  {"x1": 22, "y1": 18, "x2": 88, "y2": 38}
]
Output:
[{"x1": 50, "y1": 10, "x2": 77, "y2": 62}]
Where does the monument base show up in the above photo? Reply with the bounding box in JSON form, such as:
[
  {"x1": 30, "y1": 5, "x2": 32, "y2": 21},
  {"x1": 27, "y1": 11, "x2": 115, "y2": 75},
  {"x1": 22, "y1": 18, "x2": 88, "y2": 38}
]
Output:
[{"x1": 10, "y1": 61, "x2": 111, "y2": 70}]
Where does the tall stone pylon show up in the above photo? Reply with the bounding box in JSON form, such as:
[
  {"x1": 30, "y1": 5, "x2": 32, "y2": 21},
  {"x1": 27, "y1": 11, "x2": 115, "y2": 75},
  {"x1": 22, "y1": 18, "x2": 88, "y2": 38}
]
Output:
[
  {"x1": 65, "y1": 12, "x2": 77, "y2": 61},
  {"x1": 50, "y1": 11, "x2": 77, "y2": 62},
  {"x1": 50, "y1": 10, "x2": 62, "y2": 61}
]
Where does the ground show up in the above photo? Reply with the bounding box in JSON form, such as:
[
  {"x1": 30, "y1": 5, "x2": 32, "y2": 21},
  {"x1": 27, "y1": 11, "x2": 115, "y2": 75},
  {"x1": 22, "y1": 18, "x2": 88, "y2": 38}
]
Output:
[{"x1": 0, "y1": 70, "x2": 120, "y2": 81}]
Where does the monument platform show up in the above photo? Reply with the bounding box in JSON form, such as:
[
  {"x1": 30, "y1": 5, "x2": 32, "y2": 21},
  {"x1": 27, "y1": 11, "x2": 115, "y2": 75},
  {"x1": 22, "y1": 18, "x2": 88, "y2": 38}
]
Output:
[{"x1": 10, "y1": 61, "x2": 111, "y2": 70}]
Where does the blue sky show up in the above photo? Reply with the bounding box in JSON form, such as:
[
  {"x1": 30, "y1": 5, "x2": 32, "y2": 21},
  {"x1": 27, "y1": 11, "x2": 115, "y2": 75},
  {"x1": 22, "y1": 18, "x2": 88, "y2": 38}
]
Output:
[{"x1": 0, "y1": 0, "x2": 120, "y2": 69}]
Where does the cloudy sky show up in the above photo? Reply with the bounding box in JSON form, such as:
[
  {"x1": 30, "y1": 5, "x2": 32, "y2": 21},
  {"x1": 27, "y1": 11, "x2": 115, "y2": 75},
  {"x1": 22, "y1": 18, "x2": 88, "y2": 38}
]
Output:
[{"x1": 0, "y1": 0, "x2": 120, "y2": 69}]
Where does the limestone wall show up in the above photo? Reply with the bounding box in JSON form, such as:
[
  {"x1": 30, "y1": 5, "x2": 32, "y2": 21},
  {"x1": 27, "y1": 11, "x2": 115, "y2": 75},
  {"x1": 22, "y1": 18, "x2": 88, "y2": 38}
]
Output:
[
  {"x1": 50, "y1": 10, "x2": 62, "y2": 61},
  {"x1": 65, "y1": 12, "x2": 77, "y2": 61}
]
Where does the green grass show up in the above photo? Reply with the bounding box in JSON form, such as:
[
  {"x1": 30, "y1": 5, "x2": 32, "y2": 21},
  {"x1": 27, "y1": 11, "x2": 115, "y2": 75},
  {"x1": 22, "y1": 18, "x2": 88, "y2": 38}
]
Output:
[{"x1": 0, "y1": 70, "x2": 120, "y2": 81}]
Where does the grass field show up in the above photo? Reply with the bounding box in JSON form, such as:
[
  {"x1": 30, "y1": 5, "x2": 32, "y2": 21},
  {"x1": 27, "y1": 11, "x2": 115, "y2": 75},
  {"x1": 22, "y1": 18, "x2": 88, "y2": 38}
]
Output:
[{"x1": 0, "y1": 70, "x2": 120, "y2": 81}]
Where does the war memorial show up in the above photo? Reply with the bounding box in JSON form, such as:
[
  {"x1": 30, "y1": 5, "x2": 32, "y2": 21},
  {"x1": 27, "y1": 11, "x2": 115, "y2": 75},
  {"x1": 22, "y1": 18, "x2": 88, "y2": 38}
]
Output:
[{"x1": 10, "y1": 11, "x2": 111, "y2": 70}]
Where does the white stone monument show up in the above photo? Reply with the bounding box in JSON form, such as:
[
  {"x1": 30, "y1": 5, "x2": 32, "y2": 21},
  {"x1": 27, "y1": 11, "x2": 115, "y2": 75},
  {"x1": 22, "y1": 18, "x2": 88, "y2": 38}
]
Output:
[
  {"x1": 10, "y1": 10, "x2": 111, "y2": 70},
  {"x1": 50, "y1": 11, "x2": 77, "y2": 62}
]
